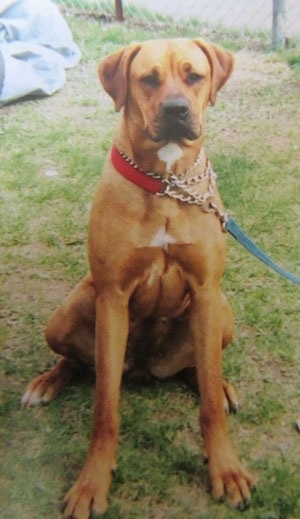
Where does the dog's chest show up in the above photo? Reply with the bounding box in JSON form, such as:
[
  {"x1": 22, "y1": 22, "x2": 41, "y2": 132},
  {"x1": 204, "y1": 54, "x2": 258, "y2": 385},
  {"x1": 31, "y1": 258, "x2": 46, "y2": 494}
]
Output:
[
  {"x1": 130, "y1": 222, "x2": 193, "y2": 318},
  {"x1": 149, "y1": 226, "x2": 177, "y2": 251},
  {"x1": 131, "y1": 251, "x2": 189, "y2": 319}
]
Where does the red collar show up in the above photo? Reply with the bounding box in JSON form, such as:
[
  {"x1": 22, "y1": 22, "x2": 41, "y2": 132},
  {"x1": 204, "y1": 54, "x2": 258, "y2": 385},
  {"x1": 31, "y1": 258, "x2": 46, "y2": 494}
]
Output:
[{"x1": 111, "y1": 146, "x2": 165, "y2": 194}]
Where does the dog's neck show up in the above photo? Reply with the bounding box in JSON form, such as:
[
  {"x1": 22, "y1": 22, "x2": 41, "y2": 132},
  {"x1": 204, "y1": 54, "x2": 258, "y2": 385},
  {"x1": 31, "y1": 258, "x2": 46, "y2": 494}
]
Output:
[{"x1": 114, "y1": 123, "x2": 206, "y2": 179}]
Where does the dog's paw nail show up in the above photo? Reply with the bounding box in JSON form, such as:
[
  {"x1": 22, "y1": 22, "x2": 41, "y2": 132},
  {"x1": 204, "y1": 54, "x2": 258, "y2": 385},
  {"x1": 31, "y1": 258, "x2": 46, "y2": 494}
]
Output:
[
  {"x1": 237, "y1": 499, "x2": 251, "y2": 511},
  {"x1": 231, "y1": 402, "x2": 240, "y2": 413}
]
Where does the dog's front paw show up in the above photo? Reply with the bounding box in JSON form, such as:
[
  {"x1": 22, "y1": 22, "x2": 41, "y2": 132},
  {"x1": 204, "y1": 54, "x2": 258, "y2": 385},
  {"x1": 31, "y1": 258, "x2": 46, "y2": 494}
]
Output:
[
  {"x1": 208, "y1": 441, "x2": 255, "y2": 510},
  {"x1": 62, "y1": 460, "x2": 112, "y2": 519}
]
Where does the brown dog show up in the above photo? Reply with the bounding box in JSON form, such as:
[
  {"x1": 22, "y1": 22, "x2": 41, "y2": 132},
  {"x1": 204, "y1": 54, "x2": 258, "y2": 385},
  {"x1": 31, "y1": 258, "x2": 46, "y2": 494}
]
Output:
[{"x1": 22, "y1": 38, "x2": 254, "y2": 517}]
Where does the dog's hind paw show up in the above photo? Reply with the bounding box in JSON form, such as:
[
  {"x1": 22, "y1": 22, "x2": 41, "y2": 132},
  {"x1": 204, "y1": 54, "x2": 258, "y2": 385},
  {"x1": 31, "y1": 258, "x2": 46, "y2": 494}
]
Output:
[
  {"x1": 21, "y1": 372, "x2": 60, "y2": 407},
  {"x1": 21, "y1": 357, "x2": 76, "y2": 407},
  {"x1": 222, "y1": 379, "x2": 240, "y2": 414}
]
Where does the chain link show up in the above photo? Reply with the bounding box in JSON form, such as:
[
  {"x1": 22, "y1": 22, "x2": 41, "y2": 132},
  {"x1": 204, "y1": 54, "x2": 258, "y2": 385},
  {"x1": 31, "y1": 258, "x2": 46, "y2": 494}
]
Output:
[
  {"x1": 119, "y1": 149, "x2": 229, "y2": 232},
  {"x1": 158, "y1": 158, "x2": 215, "y2": 206},
  {"x1": 159, "y1": 160, "x2": 229, "y2": 231},
  {"x1": 119, "y1": 148, "x2": 205, "y2": 181}
]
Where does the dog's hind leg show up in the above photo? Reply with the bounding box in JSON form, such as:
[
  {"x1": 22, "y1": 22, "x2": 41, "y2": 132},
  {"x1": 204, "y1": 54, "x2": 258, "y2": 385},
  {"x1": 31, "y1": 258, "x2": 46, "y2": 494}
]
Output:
[
  {"x1": 22, "y1": 275, "x2": 97, "y2": 407},
  {"x1": 149, "y1": 292, "x2": 239, "y2": 411}
]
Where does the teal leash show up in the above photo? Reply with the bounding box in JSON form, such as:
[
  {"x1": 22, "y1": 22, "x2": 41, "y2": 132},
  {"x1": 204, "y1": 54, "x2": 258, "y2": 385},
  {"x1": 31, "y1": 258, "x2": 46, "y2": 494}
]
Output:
[{"x1": 225, "y1": 217, "x2": 300, "y2": 285}]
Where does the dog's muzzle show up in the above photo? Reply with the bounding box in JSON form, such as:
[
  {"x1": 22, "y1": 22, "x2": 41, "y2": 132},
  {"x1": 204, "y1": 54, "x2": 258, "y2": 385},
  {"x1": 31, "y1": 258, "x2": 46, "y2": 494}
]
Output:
[{"x1": 154, "y1": 97, "x2": 201, "y2": 142}]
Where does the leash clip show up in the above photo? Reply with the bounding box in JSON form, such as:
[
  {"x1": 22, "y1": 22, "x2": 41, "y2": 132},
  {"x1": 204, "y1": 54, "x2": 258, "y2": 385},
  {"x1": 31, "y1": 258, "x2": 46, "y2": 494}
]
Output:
[
  {"x1": 208, "y1": 201, "x2": 230, "y2": 231},
  {"x1": 202, "y1": 199, "x2": 217, "y2": 213}
]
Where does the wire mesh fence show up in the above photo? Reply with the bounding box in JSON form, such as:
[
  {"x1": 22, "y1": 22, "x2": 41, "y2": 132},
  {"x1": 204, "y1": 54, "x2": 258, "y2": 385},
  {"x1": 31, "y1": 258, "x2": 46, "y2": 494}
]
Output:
[{"x1": 56, "y1": 0, "x2": 300, "y2": 47}]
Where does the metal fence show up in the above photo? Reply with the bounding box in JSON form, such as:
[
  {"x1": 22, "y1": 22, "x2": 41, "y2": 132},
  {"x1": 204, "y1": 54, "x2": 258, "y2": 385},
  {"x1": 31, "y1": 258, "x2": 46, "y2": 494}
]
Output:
[{"x1": 56, "y1": 0, "x2": 300, "y2": 47}]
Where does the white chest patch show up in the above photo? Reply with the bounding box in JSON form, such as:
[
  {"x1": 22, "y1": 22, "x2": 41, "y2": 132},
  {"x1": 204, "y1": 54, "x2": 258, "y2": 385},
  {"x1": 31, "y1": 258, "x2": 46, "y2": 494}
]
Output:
[
  {"x1": 157, "y1": 142, "x2": 183, "y2": 172},
  {"x1": 150, "y1": 227, "x2": 177, "y2": 251}
]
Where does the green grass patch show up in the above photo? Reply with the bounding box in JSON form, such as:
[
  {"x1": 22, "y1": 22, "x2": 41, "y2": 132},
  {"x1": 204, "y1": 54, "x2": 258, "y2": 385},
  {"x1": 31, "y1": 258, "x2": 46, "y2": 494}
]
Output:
[{"x1": 279, "y1": 48, "x2": 300, "y2": 78}]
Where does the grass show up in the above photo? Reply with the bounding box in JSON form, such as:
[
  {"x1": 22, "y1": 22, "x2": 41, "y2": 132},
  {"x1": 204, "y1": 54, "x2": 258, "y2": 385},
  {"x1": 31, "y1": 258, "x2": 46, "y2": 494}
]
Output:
[
  {"x1": 1, "y1": 17, "x2": 300, "y2": 519},
  {"x1": 278, "y1": 48, "x2": 300, "y2": 78}
]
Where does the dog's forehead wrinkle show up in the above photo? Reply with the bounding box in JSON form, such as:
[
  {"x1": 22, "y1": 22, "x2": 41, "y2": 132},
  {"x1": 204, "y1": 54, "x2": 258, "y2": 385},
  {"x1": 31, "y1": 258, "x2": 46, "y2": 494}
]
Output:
[
  {"x1": 181, "y1": 59, "x2": 208, "y2": 75},
  {"x1": 134, "y1": 41, "x2": 209, "y2": 82},
  {"x1": 182, "y1": 61, "x2": 192, "y2": 72},
  {"x1": 152, "y1": 65, "x2": 162, "y2": 75},
  {"x1": 133, "y1": 60, "x2": 164, "y2": 83},
  {"x1": 136, "y1": 41, "x2": 180, "y2": 71},
  {"x1": 139, "y1": 63, "x2": 162, "y2": 76}
]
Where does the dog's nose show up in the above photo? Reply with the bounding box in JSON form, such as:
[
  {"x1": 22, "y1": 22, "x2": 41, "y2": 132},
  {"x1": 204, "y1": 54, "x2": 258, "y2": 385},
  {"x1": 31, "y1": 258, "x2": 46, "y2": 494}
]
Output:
[{"x1": 162, "y1": 98, "x2": 190, "y2": 121}]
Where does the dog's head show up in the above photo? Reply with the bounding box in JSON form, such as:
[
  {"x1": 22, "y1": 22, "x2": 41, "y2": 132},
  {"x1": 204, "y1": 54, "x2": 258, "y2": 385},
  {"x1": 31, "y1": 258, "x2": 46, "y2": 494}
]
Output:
[{"x1": 98, "y1": 38, "x2": 234, "y2": 145}]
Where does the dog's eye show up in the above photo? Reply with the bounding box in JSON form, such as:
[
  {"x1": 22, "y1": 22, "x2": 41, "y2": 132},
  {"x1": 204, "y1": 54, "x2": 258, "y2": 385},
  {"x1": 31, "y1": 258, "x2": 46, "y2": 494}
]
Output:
[
  {"x1": 140, "y1": 74, "x2": 160, "y2": 88},
  {"x1": 187, "y1": 72, "x2": 203, "y2": 85}
]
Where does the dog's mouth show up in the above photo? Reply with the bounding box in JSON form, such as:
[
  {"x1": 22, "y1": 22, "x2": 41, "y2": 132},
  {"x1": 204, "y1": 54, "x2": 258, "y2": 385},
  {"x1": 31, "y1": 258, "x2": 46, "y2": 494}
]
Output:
[{"x1": 153, "y1": 121, "x2": 201, "y2": 142}]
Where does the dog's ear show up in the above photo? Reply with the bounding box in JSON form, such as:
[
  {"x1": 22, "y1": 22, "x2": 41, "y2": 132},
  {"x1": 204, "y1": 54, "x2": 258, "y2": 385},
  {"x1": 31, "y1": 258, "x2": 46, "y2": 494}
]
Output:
[
  {"x1": 193, "y1": 38, "x2": 234, "y2": 105},
  {"x1": 98, "y1": 43, "x2": 142, "y2": 111}
]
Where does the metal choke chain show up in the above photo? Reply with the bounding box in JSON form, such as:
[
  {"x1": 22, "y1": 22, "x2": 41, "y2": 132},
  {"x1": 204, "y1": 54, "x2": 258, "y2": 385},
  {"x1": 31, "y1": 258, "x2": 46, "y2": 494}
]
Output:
[{"x1": 119, "y1": 150, "x2": 229, "y2": 231}]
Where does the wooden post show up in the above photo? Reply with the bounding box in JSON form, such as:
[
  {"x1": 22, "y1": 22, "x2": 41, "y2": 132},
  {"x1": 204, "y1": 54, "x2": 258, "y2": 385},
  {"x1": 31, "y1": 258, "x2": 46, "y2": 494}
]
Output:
[
  {"x1": 272, "y1": 0, "x2": 286, "y2": 47},
  {"x1": 115, "y1": 0, "x2": 125, "y2": 22}
]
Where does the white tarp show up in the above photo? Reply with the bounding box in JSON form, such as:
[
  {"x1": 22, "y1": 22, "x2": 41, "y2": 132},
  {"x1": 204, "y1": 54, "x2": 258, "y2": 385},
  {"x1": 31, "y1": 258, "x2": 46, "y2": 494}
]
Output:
[{"x1": 0, "y1": 0, "x2": 81, "y2": 106}]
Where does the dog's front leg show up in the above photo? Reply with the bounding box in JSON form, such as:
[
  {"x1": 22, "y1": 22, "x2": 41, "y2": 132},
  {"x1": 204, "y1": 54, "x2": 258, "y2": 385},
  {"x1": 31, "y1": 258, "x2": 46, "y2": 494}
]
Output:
[
  {"x1": 62, "y1": 291, "x2": 129, "y2": 519},
  {"x1": 192, "y1": 286, "x2": 254, "y2": 510}
]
